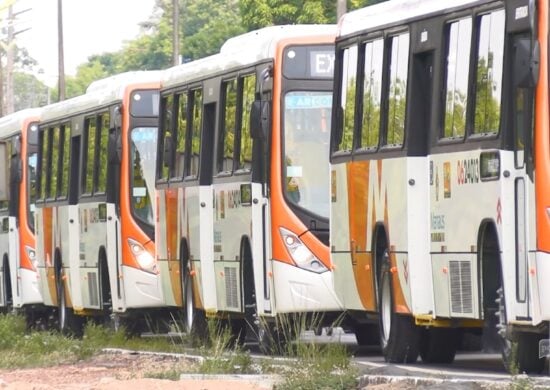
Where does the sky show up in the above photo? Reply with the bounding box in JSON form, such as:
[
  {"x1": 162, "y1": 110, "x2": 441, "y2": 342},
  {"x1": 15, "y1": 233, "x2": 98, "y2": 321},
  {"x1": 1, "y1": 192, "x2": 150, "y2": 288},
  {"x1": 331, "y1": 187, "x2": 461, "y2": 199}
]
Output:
[{"x1": 12, "y1": 0, "x2": 156, "y2": 84}]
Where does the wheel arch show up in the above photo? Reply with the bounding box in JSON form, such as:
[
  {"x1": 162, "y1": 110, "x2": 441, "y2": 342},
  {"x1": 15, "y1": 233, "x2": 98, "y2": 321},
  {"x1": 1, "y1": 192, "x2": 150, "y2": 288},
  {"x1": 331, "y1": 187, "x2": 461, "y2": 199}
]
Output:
[{"x1": 477, "y1": 219, "x2": 502, "y2": 315}]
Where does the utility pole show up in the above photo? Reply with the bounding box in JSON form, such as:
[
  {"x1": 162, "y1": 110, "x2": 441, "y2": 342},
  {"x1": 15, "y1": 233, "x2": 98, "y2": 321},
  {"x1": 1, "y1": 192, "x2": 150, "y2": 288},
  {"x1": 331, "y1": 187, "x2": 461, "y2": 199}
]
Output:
[
  {"x1": 57, "y1": 0, "x2": 65, "y2": 101},
  {"x1": 2, "y1": 3, "x2": 30, "y2": 115},
  {"x1": 172, "y1": 0, "x2": 179, "y2": 65},
  {"x1": 337, "y1": 0, "x2": 346, "y2": 22}
]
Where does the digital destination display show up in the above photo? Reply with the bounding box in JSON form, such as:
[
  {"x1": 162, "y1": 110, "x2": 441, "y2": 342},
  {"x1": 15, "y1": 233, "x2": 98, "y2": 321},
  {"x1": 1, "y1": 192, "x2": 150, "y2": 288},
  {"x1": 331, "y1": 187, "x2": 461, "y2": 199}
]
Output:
[{"x1": 283, "y1": 45, "x2": 334, "y2": 80}]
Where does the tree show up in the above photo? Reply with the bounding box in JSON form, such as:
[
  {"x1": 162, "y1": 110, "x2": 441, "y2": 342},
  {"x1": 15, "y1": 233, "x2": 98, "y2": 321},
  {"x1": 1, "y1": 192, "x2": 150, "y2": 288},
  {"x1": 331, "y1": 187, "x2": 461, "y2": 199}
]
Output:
[
  {"x1": 239, "y1": 0, "x2": 380, "y2": 30},
  {"x1": 13, "y1": 72, "x2": 48, "y2": 110}
]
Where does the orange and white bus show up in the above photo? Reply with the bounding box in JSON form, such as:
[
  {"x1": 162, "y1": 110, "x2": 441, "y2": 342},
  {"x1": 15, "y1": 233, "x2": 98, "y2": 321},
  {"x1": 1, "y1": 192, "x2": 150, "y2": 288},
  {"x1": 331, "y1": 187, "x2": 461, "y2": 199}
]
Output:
[
  {"x1": 155, "y1": 25, "x2": 341, "y2": 348},
  {"x1": 331, "y1": 0, "x2": 548, "y2": 373},
  {"x1": 34, "y1": 72, "x2": 163, "y2": 333},
  {"x1": 0, "y1": 109, "x2": 44, "y2": 317}
]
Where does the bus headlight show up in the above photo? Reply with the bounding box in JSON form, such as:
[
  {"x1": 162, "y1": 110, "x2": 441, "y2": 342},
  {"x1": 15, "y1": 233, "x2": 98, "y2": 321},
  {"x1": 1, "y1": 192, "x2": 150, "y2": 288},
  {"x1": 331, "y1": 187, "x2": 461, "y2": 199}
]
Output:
[
  {"x1": 25, "y1": 245, "x2": 38, "y2": 271},
  {"x1": 127, "y1": 238, "x2": 158, "y2": 274},
  {"x1": 279, "y1": 227, "x2": 328, "y2": 273}
]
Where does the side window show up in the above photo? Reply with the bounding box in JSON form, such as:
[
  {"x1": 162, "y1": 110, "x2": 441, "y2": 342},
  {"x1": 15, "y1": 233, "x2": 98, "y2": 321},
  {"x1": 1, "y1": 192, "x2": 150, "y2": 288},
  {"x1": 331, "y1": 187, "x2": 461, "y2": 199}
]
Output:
[
  {"x1": 385, "y1": 33, "x2": 409, "y2": 147},
  {"x1": 96, "y1": 113, "x2": 109, "y2": 193},
  {"x1": 336, "y1": 45, "x2": 358, "y2": 152},
  {"x1": 443, "y1": 18, "x2": 472, "y2": 139},
  {"x1": 176, "y1": 92, "x2": 188, "y2": 178},
  {"x1": 219, "y1": 79, "x2": 237, "y2": 173},
  {"x1": 238, "y1": 74, "x2": 255, "y2": 171},
  {"x1": 83, "y1": 116, "x2": 96, "y2": 195},
  {"x1": 473, "y1": 10, "x2": 505, "y2": 135},
  {"x1": 189, "y1": 89, "x2": 202, "y2": 178},
  {"x1": 39, "y1": 129, "x2": 50, "y2": 200},
  {"x1": 0, "y1": 142, "x2": 11, "y2": 209},
  {"x1": 60, "y1": 124, "x2": 71, "y2": 198},
  {"x1": 361, "y1": 39, "x2": 384, "y2": 150},
  {"x1": 159, "y1": 95, "x2": 174, "y2": 181},
  {"x1": 49, "y1": 126, "x2": 60, "y2": 198}
]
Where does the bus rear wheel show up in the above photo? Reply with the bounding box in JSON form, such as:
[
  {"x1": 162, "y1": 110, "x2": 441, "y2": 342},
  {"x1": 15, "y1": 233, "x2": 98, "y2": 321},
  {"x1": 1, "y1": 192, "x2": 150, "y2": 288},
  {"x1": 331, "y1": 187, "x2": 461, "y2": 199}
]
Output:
[
  {"x1": 182, "y1": 266, "x2": 207, "y2": 343},
  {"x1": 420, "y1": 327, "x2": 458, "y2": 364},
  {"x1": 496, "y1": 286, "x2": 545, "y2": 373},
  {"x1": 378, "y1": 250, "x2": 419, "y2": 363},
  {"x1": 56, "y1": 268, "x2": 83, "y2": 337}
]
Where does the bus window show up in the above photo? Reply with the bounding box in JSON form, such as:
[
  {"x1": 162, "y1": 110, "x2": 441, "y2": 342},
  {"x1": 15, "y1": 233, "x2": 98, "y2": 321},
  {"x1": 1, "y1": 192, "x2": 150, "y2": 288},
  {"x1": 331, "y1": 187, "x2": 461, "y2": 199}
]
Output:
[
  {"x1": 443, "y1": 18, "x2": 472, "y2": 139},
  {"x1": 159, "y1": 95, "x2": 174, "y2": 181},
  {"x1": 50, "y1": 126, "x2": 60, "y2": 199},
  {"x1": 0, "y1": 142, "x2": 11, "y2": 210},
  {"x1": 361, "y1": 39, "x2": 383, "y2": 150},
  {"x1": 238, "y1": 75, "x2": 255, "y2": 172},
  {"x1": 39, "y1": 129, "x2": 50, "y2": 200},
  {"x1": 189, "y1": 89, "x2": 202, "y2": 179},
  {"x1": 27, "y1": 127, "x2": 38, "y2": 228},
  {"x1": 131, "y1": 127, "x2": 158, "y2": 225},
  {"x1": 83, "y1": 117, "x2": 96, "y2": 195},
  {"x1": 176, "y1": 93, "x2": 188, "y2": 178},
  {"x1": 59, "y1": 124, "x2": 71, "y2": 198},
  {"x1": 385, "y1": 33, "x2": 409, "y2": 147},
  {"x1": 337, "y1": 45, "x2": 358, "y2": 153},
  {"x1": 219, "y1": 79, "x2": 237, "y2": 173},
  {"x1": 284, "y1": 91, "x2": 332, "y2": 218},
  {"x1": 96, "y1": 114, "x2": 109, "y2": 193},
  {"x1": 473, "y1": 10, "x2": 505, "y2": 135}
]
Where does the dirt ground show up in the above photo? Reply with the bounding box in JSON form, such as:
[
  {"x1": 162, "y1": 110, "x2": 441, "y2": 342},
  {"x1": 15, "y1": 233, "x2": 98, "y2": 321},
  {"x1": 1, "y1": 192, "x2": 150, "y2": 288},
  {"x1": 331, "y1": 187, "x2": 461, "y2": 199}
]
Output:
[{"x1": 0, "y1": 352, "x2": 272, "y2": 390}]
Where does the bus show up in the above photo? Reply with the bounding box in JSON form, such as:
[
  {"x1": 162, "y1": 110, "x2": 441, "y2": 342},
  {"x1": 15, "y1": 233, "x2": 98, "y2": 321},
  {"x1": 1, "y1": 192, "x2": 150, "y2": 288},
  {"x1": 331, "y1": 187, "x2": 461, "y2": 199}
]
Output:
[
  {"x1": 155, "y1": 25, "x2": 340, "y2": 348},
  {"x1": 0, "y1": 109, "x2": 44, "y2": 318},
  {"x1": 34, "y1": 71, "x2": 163, "y2": 333},
  {"x1": 330, "y1": 0, "x2": 547, "y2": 373}
]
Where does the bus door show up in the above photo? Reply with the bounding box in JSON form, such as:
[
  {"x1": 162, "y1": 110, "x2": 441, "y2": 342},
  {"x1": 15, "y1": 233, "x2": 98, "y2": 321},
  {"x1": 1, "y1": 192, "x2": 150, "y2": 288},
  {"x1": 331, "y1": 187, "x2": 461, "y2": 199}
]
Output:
[
  {"x1": 510, "y1": 33, "x2": 537, "y2": 320},
  {"x1": 249, "y1": 67, "x2": 272, "y2": 316},
  {"x1": 77, "y1": 113, "x2": 111, "y2": 310}
]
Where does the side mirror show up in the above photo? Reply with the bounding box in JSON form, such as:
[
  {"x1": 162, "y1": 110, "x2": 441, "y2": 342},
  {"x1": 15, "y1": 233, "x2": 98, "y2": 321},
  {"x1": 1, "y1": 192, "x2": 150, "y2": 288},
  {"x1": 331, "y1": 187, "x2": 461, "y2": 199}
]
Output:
[
  {"x1": 0, "y1": 141, "x2": 9, "y2": 201},
  {"x1": 250, "y1": 100, "x2": 271, "y2": 140},
  {"x1": 514, "y1": 37, "x2": 539, "y2": 88},
  {"x1": 163, "y1": 133, "x2": 175, "y2": 169},
  {"x1": 334, "y1": 106, "x2": 344, "y2": 148},
  {"x1": 10, "y1": 157, "x2": 22, "y2": 184}
]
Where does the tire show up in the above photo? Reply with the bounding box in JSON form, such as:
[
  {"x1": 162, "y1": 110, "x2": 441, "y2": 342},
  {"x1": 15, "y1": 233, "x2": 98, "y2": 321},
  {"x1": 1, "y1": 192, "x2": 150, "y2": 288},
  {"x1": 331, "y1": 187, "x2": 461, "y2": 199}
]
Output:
[
  {"x1": 378, "y1": 251, "x2": 420, "y2": 363},
  {"x1": 496, "y1": 286, "x2": 545, "y2": 374},
  {"x1": 182, "y1": 266, "x2": 207, "y2": 343},
  {"x1": 354, "y1": 323, "x2": 379, "y2": 346},
  {"x1": 56, "y1": 268, "x2": 83, "y2": 337},
  {"x1": 420, "y1": 328, "x2": 458, "y2": 364},
  {"x1": 258, "y1": 320, "x2": 288, "y2": 355}
]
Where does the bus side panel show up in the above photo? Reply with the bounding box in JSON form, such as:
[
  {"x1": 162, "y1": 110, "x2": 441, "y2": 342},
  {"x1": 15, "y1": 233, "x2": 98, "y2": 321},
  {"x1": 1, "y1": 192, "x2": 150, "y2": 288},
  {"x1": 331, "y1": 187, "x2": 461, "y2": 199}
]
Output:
[
  {"x1": 331, "y1": 159, "x2": 412, "y2": 313},
  {"x1": 60, "y1": 205, "x2": 78, "y2": 309},
  {"x1": 156, "y1": 188, "x2": 179, "y2": 307},
  {"x1": 8, "y1": 216, "x2": 20, "y2": 307},
  {"x1": 198, "y1": 185, "x2": 214, "y2": 312},
  {"x1": 430, "y1": 151, "x2": 496, "y2": 320},
  {"x1": 212, "y1": 181, "x2": 251, "y2": 314},
  {"x1": 331, "y1": 163, "x2": 361, "y2": 310}
]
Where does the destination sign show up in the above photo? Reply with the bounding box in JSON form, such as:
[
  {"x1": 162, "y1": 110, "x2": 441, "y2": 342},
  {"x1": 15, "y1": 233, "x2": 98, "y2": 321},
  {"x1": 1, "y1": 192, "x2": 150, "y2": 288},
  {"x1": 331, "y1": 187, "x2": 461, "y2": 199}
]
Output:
[{"x1": 283, "y1": 45, "x2": 334, "y2": 80}]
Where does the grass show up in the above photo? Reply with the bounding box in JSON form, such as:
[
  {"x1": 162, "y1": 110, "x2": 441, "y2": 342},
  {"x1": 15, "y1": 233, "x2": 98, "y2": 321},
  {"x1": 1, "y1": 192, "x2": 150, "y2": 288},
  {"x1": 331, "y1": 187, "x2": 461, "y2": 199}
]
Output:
[{"x1": 0, "y1": 311, "x2": 358, "y2": 388}]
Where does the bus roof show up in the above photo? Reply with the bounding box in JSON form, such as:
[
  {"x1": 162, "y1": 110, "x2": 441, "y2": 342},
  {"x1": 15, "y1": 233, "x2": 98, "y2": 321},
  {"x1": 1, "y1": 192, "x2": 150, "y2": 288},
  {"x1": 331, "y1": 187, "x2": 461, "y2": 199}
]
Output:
[
  {"x1": 338, "y1": 0, "x2": 481, "y2": 38},
  {"x1": 41, "y1": 71, "x2": 161, "y2": 123},
  {"x1": 162, "y1": 24, "x2": 336, "y2": 90},
  {"x1": 0, "y1": 108, "x2": 42, "y2": 139}
]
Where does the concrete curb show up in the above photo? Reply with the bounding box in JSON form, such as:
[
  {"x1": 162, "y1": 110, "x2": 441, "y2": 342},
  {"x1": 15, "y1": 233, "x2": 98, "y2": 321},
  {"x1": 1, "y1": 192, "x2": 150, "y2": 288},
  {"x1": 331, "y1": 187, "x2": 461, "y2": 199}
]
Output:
[
  {"x1": 101, "y1": 347, "x2": 205, "y2": 363},
  {"x1": 180, "y1": 374, "x2": 282, "y2": 388}
]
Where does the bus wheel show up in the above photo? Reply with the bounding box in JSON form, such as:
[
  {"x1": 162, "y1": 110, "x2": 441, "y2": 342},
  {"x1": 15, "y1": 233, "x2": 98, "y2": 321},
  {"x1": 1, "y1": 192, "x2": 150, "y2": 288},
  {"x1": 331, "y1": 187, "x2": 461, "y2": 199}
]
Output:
[
  {"x1": 496, "y1": 286, "x2": 545, "y2": 374},
  {"x1": 258, "y1": 320, "x2": 288, "y2": 355},
  {"x1": 1, "y1": 257, "x2": 12, "y2": 314},
  {"x1": 56, "y1": 269, "x2": 83, "y2": 337},
  {"x1": 420, "y1": 328, "x2": 458, "y2": 364},
  {"x1": 183, "y1": 267, "x2": 207, "y2": 343},
  {"x1": 378, "y1": 250, "x2": 419, "y2": 363}
]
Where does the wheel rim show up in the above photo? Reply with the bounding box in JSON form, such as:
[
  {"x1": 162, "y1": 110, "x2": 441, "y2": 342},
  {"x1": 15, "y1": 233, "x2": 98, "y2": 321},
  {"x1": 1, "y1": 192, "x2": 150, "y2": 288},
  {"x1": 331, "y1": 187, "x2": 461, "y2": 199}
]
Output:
[
  {"x1": 185, "y1": 274, "x2": 194, "y2": 332},
  {"x1": 380, "y1": 272, "x2": 392, "y2": 345}
]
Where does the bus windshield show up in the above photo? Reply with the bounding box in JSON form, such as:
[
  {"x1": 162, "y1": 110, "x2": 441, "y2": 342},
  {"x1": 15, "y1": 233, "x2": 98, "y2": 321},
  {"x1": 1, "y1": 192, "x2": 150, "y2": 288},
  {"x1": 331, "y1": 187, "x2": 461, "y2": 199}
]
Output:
[
  {"x1": 130, "y1": 127, "x2": 158, "y2": 225},
  {"x1": 283, "y1": 91, "x2": 332, "y2": 219}
]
